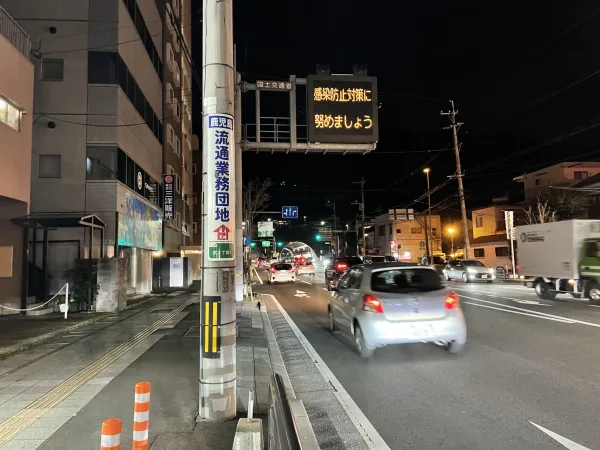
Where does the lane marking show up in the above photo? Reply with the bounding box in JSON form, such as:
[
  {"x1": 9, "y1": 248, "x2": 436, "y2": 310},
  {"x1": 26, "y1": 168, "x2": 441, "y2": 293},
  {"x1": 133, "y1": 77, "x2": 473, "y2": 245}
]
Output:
[
  {"x1": 455, "y1": 288, "x2": 551, "y2": 306},
  {"x1": 322, "y1": 288, "x2": 329, "y2": 292},
  {"x1": 294, "y1": 290, "x2": 310, "y2": 298},
  {"x1": 529, "y1": 422, "x2": 590, "y2": 450},
  {"x1": 464, "y1": 302, "x2": 575, "y2": 324},
  {"x1": 460, "y1": 294, "x2": 600, "y2": 328},
  {"x1": 253, "y1": 266, "x2": 263, "y2": 285},
  {"x1": 300, "y1": 280, "x2": 312, "y2": 285},
  {"x1": 265, "y1": 294, "x2": 391, "y2": 450},
  {"x1": 0, "y1": 296, "x2": 195, "y2": 443}
]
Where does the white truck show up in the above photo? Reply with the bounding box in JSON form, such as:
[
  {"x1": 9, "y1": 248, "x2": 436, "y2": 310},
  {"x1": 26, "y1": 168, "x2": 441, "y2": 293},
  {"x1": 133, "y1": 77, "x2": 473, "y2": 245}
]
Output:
[{"x1": 516, "y1": 220, "x2": 600, "y2": 304}]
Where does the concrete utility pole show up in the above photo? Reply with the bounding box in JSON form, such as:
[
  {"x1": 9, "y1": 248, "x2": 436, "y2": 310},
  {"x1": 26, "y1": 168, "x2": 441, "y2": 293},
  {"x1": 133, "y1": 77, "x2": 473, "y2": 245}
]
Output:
[
  {"x1": 423, "y1": 168, "x2": 432, "y2": 263},
  {"x1": 353, "y1": 177, "x2": 366, "y2": 256},
  {"x1": 200, "y1": 0, "x2": 236, "y2": 421},
  {"x1": 442, "y1": 101, "x2": 471, "y2": 259},
  {"x1": 235, "y1": 72, "x2": 243, "y2": 302}
]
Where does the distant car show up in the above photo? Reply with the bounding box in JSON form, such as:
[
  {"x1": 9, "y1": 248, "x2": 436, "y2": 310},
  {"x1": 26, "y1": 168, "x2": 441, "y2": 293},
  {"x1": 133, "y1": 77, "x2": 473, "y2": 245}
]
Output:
[
  {"x1": 296, "y1": 261, "x2": 315, "y2": 276},
  {"x1": 267, "y1": 263, "x2": 295, "y2": 284},
  {"x1": 255, "y1": 256, "x2": 267, "y2": 268},
  {"x1": 328, "y1": 264, "x2": 467, "y2": 358},
  {"x1": 325, "y1": 257, "x2": 363, "y2": 290},
  {"x1": 443, "y1": 259, "x2": 495, "y2": 282},
  {"x1": 364, "y1": 255, "x2": 397, "y2": 264}
]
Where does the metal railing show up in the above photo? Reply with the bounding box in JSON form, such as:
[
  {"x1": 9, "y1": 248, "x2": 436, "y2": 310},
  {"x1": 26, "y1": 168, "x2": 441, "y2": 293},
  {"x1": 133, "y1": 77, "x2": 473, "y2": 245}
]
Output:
[
  {"x1": 243, "y1": 117, "x2": 308, "y2": 144},
  {"x1": 268, "y1": 373, "x2": 320, "y2": 450},
  {"x1": 0, "y1": 6, "x2": 31, "y2": 59}
]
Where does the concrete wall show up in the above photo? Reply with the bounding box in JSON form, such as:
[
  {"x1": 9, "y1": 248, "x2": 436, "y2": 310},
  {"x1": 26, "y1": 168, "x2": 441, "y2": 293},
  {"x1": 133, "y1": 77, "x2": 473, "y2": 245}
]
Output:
[
  {"x1": 0, "y1": 197, "x2": 28, "y2": 314},
  {"x1": 471, "y1": 241, "x2": 513, "y2": 272}
]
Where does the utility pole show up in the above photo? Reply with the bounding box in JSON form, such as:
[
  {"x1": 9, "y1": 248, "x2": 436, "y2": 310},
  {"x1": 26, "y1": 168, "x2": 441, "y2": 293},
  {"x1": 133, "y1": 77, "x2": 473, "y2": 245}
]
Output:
[
  {"x1": 200, "y1": 0, "x2": 236, "y2": 421},
  {"x1": 442, "y1": 101, "x2": 471, "y2": 259},
  {"x1": 352, "y1": 177, "x2": 366, "y2": 256},
  {"x1": 423, "y1": 168, "x2": 432, "y2": 263},
  {"x1": 235, "y1": 72, "x2": 243, "y2": 302},
  {"x1": 327, "y1": 200, "x2": 338, "y2": 257}
]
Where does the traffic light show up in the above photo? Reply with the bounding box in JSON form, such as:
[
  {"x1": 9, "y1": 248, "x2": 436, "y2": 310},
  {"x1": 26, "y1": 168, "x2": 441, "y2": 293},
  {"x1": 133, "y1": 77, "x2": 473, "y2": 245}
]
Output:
[
  {"x1": 250, "y1": 242, "x2": 256, "y2": 248},
  {"x1": 277, "y1": 242, "x2": 283, "y2": 247},
  {"x1": 315, "y1": 234, "x2": 322, "y2": 241}
]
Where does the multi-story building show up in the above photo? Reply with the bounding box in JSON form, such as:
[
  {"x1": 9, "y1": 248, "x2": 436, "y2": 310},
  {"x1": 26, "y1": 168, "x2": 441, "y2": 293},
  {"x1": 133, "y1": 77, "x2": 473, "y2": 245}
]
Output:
[
  {"x1": 0, "y1": 7, "x2": 34, "y2": 313},
  {"x1": 373, "y1": 212, "x2": 442, "y2": 262},
  {"x1": 513, "y1": 162, "x2": 600, "y2": 202},
  {"x1": 2, "y1": 0, "x2": 193, "y2": 311}
]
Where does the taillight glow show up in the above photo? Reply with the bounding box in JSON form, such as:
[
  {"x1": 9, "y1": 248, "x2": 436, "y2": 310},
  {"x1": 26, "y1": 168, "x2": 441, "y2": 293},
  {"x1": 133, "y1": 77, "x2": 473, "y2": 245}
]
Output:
[
  {"x1": 445, "y1": 292, "x2": 459, "y2": 310},
  {"x1": 336, "y1": 263, "x2": 348, "y2": 271},
  {"x1": 269, "y1": 267, "x2": 276, "y2": 273},
  {"x1": 363, "y1": 294, "x2": 383, "y2": 313}
]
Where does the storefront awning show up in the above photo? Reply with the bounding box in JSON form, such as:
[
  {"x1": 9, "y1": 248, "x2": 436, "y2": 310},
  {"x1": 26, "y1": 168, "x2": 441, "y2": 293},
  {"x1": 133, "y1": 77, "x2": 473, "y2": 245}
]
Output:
[{"x1": 12, "y1": 213, "x2": 106, "y2": 229}]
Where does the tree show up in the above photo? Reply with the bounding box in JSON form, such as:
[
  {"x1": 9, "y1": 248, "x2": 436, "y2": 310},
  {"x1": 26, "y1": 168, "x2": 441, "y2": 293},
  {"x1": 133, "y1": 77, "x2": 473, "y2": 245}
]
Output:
[
  {"x1": 523, "y1": 191, "x2": 588, "y2": 224},
  {"x1": 242, "y1": 178, "x2": 272, "y2": 239}
]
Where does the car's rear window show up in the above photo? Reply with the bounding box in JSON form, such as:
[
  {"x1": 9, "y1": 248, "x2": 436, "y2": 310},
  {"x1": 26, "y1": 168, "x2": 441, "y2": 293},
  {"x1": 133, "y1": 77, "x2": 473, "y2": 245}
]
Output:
[
  {"x1": 462, "y1": 260, "x2": 485, "y2": 267},
  {"x1": 369, "y1": 256, "x2": 386, "y2": 263},
  {"x1": 338, "y1": 257, "x2": 363, "y2": 266},
  {"x1": 371, "y1": 268, "x2": 443, "y2": 293},
  {"x1": 274, "y1": 263, "x2": 292, "y2": 270}
]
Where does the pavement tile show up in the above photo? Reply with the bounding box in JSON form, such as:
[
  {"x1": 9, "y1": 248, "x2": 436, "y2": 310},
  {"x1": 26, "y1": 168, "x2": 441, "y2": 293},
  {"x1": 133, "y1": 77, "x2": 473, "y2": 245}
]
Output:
[
  {"x1": 0, "y1": 439, "x2": 44, "y2": 450},
  {"x1": 29, "y1": 416, "x2": 70, "y2": 429},
  {"x1": 13, "y1": 427, "x2": 57, "y2": 440},
  {"x1": 0, "y1": 393, "x2": 17, "y2": 404},
  {"x1": 0, "y1": 385, "x2": 28, "y2": 394},
  {"x1": 44, "y1": 407, "x2": 80, "y2": 418}
]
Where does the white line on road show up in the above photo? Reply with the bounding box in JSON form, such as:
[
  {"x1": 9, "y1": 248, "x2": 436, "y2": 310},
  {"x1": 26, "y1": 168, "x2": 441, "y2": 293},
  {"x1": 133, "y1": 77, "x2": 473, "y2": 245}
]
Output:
[
  {"x1": 463, "y1": 302, "x2": 575, "y2": 324},
  {"x1": 461, "y1": 294, "x2": 600, "y2": 328},
  {"x1": 265, "y1": 294, "x2": 391, "y2": 450},
  {"x1": 455, "y1": 288, "x2": 552, "y2": 306},
  {"x1": 253, "y1": 266, "x2": 263, "y2": 285},
  {"x1": 299, "y1": 279, "x2": 312, "y2": 285},
  {"x1": 529, "y1": 422, "x2": 590, "y2": 450},
  {"x1": 322, "y1": 288, "x2": 329, "y2": 291}
]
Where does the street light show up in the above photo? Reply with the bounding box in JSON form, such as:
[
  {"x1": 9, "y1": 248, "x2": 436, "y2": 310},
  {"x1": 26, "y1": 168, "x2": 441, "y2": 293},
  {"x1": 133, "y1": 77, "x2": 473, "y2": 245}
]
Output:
[
  {"x1": 320, "y1": 221, "x2": 325, "y2": 226},
  {"x1": 315, "y1": 234, "x2": 322, "y2": 241},
  {"x1": 423, "y1": 168, "x2": 432, "y2": 264},
  {"x1": 448, "y1": 228, "x2": 454, "y2": 254}
]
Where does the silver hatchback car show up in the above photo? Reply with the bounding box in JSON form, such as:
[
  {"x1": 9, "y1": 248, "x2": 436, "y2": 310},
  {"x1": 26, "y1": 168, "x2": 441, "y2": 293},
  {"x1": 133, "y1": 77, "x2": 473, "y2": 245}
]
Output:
[{"x1": 328, "y1": 263, "x2": 467, "y2": 358}]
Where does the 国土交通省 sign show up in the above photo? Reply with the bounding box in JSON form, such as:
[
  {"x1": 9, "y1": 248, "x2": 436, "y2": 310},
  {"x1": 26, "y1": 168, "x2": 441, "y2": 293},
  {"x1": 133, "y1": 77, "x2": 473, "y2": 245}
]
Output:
[{"x1": 307, "y1": 75, "x2": 379, "y2": 144}]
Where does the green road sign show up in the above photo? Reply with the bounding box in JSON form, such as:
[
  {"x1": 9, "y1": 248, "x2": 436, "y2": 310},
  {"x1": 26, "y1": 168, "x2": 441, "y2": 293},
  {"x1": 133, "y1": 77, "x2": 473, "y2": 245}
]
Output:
[
  {"x1": 208, "y1": 242, "x2": 234, "y2": 260},
  {"x1": 262, "y1": 240, "x2": 271, "y2": 247}
]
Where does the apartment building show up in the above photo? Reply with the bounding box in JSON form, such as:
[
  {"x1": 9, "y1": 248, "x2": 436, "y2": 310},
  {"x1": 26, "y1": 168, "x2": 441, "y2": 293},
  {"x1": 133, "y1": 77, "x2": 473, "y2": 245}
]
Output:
[
  {"x1": 373, "y1": 212, "x2": 442, "y2": 262},
  {"x1": 1, "y1": 0, "x2": 193, "y2": 311},
  {"x1": 513, "y1": 162, "x2": 600, "y2": 202},
  {"x1": 0, "y1": 7, "x2": 34, "y2": 313}
]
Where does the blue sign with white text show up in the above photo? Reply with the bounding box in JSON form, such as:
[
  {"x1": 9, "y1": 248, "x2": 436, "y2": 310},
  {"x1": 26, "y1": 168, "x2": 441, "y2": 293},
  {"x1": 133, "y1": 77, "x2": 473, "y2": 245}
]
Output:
[{"x1": 282, "y1": 206, "x2": 299, "y2": 219}]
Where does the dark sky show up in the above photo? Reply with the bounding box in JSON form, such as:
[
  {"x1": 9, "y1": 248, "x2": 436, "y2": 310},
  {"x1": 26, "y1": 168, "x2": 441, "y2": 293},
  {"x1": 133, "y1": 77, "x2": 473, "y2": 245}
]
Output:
[{"x1": 194, "y1": 1, "x2": 600, "y2": 225}]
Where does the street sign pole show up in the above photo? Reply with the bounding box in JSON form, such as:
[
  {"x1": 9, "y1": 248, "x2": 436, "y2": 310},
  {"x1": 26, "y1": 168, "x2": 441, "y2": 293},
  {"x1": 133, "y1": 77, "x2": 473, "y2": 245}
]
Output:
[{"x1": 200, "y1": 0, "x2": 236, "y2": 421}]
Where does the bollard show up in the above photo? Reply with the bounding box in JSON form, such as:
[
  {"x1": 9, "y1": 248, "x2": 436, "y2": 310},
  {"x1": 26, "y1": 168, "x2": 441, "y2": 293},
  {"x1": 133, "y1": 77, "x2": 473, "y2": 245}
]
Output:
[
  {"x1": 100, "y1": 418, "x2": 122, "y2": 450},
  {"x1": 133, "y1": 381, "x2": 151, "y2": 450}
]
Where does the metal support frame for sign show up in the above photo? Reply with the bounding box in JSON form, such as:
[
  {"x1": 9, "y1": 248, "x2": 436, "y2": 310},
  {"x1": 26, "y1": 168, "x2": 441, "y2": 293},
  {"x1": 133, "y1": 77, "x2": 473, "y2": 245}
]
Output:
[{"x1": 240, "y1": 76, "x2": 378, "y2": 154}]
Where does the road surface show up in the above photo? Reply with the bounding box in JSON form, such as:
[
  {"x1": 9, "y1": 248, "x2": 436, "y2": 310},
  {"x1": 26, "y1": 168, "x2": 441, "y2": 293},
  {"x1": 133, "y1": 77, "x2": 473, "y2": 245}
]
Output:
[{"x1": 255, "y1": 265, "x2": 600, "y2": 449}]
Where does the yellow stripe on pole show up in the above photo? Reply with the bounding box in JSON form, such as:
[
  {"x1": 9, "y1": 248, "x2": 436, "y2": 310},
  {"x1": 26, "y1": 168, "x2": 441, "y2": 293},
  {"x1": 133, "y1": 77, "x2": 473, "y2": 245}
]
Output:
[
  {"x1": 212, "y1": 302, "x2": 218, "y2": 352},
  {"x1": 204, "y1": 302, "x2": 210, "y2": 353}
]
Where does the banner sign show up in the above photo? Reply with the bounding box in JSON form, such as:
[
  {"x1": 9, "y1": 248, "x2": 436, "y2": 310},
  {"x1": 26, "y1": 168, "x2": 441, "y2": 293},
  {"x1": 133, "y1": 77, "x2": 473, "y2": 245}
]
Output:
[
  {"x1": 206, "y1": 114, "x2": 235, "y2": 261},
  {"x1": 163, "y1": 174, "x2": 175, "y2": 220}
]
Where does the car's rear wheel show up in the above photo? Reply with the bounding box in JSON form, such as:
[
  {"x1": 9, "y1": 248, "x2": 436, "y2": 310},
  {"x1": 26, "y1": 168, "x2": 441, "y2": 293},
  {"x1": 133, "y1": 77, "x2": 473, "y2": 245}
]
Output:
[
  {"x1": 462, "y1": 272, "x2": 468, "y2": 283},
  {"x1": 446, "y1": 340, "x2": 465, "y2": 354},
  {"x1": 328, "y1": 308, "x2": 336, "y2": 332},
  {"x1": 587, "y1": 281, "x2": 600, "y2": 305},
  {"x1": 354, "y1": 325, "x2": 374, "y2": 358}
]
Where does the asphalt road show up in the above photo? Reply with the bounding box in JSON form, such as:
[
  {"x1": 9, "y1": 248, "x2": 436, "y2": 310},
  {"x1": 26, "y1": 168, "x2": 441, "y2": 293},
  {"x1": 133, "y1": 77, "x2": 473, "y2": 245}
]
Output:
[{"x1": 255, "y1": 266, "x2": 600, "y2": 449}]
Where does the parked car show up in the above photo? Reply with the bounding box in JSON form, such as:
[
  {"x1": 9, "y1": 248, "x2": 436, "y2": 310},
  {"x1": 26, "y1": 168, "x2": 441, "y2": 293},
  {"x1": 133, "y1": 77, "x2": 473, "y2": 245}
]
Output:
[
  {"x1": 443, "y1": 259, "x2": 495, "y2": 282},
  {"x1": 267, "y1": 263, "x2": 295, "y2": 284},
  {"x1": 325, "y1": 257, "x2": 363, "y2": 290},
  {"x1": 327, "y1": 264, "x2": 466, "y2": 358},
  {"x1": 364, "y1": 255, "x2": 397, "y2": 264},
  {"x1": 296, "y1": 261, "x2": 315, "y2": 276}
]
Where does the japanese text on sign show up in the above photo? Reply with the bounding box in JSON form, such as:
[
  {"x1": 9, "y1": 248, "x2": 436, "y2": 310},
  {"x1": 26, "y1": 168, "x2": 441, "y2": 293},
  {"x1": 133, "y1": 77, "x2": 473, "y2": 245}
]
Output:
[
  {"x1": 163, "y1": 175, "x2": 175, "y2": 220},
  {"x1": 207, "y1": 114, "x2": 235, "y2": 261},
  {"x1": 314, "y1": 114, "x2": 373, "y2": 130},
  {"x1": 256, "y1": 80, "x2": 292, "y2": 91},
  {"x1": 313, "y1": 88, "x2": 371, "y2": 102}
]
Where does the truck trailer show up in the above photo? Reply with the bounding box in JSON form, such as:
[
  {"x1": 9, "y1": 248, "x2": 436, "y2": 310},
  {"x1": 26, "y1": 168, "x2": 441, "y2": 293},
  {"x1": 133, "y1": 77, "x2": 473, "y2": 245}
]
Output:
[{"x1": 516, "y1": 220, "x2": 600, "y2": 304}]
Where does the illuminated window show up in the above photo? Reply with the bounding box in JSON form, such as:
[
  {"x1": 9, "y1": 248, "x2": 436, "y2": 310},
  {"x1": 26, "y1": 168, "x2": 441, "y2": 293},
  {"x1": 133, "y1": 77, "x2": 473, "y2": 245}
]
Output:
[
  {"x1": 0, "y1": 97, "x2": 21, "y2": 131},
  {"x1": 475, "y1": 216, "x2": 483, "y2": 227},
  {"x1": 410, "y1": 227, "x2": 422, "y2": 234}
]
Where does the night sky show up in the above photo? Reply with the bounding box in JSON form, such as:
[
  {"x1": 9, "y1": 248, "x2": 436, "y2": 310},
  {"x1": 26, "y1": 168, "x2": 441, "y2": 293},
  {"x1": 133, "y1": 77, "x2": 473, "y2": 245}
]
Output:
[{"x1": 193, "y1": 1, "x2": 600, "y2": 225}]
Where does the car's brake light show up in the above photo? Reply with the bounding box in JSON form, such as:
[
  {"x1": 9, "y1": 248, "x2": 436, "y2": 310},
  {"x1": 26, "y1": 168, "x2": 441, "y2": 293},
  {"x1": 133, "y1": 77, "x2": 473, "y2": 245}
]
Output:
[
  {"x1": 363, "y1": 294, "x2": 383, "y2": 313},
  {"x1": 445, "y1": 292, "x2": 459, "y2": 310},
  {"x1": 336, "y1": 263, "x2": 348, "y2": 271},
  {"x1": 269, "y1": 267, "x2": 276, "y2": 273}
]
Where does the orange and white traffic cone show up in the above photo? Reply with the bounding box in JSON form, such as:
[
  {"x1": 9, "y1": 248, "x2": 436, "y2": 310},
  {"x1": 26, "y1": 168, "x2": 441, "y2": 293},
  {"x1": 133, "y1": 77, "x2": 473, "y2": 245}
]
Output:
[
  {"x1": 132, "y1": 381, "x2": 151, "y2": 450},
  {"x1": 100, "y1": 418, "x2": 122, "y2": 450}
]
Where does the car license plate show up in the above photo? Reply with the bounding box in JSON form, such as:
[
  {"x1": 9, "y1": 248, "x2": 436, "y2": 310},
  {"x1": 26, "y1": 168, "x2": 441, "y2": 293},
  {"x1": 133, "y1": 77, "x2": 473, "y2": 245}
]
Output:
[
  {"x1": 481, "y1": 275, "x2": 488, "y2": 279},
  {"x1": 411, "y1": 325, "x2": 433, "y2": 337}
]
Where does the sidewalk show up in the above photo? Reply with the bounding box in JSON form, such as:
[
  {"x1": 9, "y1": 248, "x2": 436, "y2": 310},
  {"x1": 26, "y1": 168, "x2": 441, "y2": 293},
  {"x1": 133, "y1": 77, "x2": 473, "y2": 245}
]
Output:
[{"x1": 0, "y1": 294, "x2": 160, "y2": 360}]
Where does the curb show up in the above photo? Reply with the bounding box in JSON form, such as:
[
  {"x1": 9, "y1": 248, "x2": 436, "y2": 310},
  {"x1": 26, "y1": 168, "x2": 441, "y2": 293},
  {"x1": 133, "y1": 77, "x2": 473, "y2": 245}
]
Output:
[{"x1": 0, "y1": 294, "x2": 162, "y2": 360}]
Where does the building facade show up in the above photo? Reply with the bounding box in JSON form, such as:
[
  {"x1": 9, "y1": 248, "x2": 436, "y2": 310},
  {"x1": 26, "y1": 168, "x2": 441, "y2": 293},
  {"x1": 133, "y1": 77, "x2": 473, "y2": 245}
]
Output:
[
  {"x1": 0, "y1": 7, "x2": 34, "y2": 314},
  {"x1": 373, "y1": 212, "x2": 442, "y2": 262},
  {"x1": 2, "y1": 0, "x2": 193, "y2": 311},
  {"x1": 513, "y1": 162, "x2": 600, "y2": 202}
]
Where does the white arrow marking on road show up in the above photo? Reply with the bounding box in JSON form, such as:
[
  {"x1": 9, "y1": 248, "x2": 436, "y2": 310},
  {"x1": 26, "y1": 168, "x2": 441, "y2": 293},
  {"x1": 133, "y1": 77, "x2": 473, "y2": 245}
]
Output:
[
  {"x1": 529, "y1": 422, "x2": 590, "y2": 450},
  {"x1": 294, "y1": 290, "x2": 310, "y2": 298},
  {"x1": 513, "y1": 299, "x2": 543, "y2": 305}
]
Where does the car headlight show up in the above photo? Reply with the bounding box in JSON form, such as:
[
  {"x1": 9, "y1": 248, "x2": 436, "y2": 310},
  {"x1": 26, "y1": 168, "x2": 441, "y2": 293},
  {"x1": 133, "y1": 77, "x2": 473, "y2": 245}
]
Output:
[
  {"x1": 489, "y1": 268, "x2": 495, "y2": 274},
  {"x1": 467, "y1": 268, "x2": 477, "y2": 274}
]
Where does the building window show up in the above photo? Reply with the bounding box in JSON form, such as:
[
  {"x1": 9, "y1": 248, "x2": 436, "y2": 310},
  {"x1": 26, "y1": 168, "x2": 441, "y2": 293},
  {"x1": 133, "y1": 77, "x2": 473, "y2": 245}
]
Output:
[
  {"x1": 86, "y1": 146, "x2": 118, "y2": 180},
  {"x1": 495, "y1": 247, "x2": 509, "y2": 257},
  {"x1": 88, "y1": 51, "x2": 163, "y2": 144},
  {"x1": 192, "y1": 222, "x2": 198, "y2": 233},
  {"x1": 474, "y1": 248, "x2": 485, "y2": 258},
  {"x1": 174, "y1": 63, "x2": 181, "y2": 87},
  {"x1": 396, "y1": 229, "x2": 401, "y2": 234},
  {"x1": 475, "y1": 216, "x2": 483, "y2": 227},
  {"x1": 378, "y1": 225, "x2": 385, "y2": 238},
  {"x1": 39, "y1": 155, "x2": 61, "y2": 178},
  {"x1": 174, "y1": 136, "x2": 181, "y2": 157},
  {"x1": 166, "y1": 43, "x2": 175, "y2": 70},
  {"x1": 0, "y1": 97, "x2": 21, "y2": 131},
  {"x1": 535, "y1": 178, "x2": 541, "y2": 186},
  {"x1": 574, "y1": 171, "x2": 588, "y2": 180},
  {"x1": 411, "y1": 227, "x2": 422, "y2": 234},
  {"x1": 166, "y1": 83, "x2": 174, "y2": 104},
  {"x1": 431, "y1": 227, "x2": 437, "y2": 237},
  {"x1": 42, "y1": 59, "x2": 64, "y2": 81}
]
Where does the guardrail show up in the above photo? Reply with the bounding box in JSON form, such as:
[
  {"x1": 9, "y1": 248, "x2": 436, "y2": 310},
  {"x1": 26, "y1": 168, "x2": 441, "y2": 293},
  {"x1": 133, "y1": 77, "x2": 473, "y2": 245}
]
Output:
[{"x1": 268, "y1": 373, "x2": 319, "y2": 450}]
